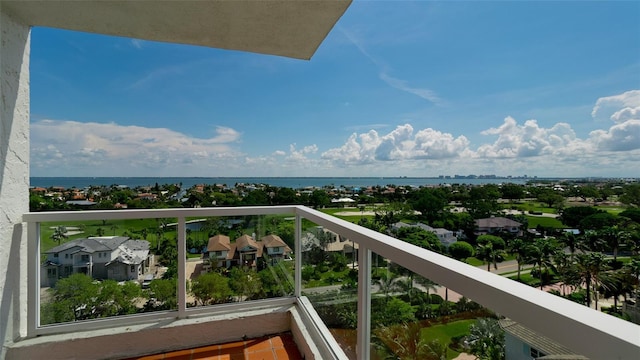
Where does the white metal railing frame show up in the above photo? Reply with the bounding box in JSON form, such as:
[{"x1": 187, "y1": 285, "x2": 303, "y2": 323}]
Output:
[
  {"x1": 23, "y1": 206, "x2": 640, "y2": 360},
  {"x1": 25, "y1": 206, "x2": 300, "y2": 338}
]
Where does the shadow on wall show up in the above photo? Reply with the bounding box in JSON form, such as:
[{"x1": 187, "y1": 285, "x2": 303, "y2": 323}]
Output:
[{"x1": 0, "y1": 223, "x2": 24, "y2": 359}]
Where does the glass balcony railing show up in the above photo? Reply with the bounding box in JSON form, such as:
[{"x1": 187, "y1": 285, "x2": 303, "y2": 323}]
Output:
[{"x1": 23, "y1": 206, "x2": 640, "y2": 359}]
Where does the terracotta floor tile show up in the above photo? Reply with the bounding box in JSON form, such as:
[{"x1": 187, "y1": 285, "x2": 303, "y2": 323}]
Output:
[
  {"x1": 274, "y1": 348, "x2": 302, "y2": 360},
  {"x1": 246, "y1": 349, "x2": 275, "y2": 360},
  {"x1": 269, "y1": 336, "x2": 285, "y2": 349},
  {"x1": 123, "y1": 333, "x2": 301, "y2": 360},
  {"x1": 244, "y1": 338, "x2": 272, "y2": 353},
  {"x1": 191, "y1": 349, "x2": 219, "y2": 359},
  {"x1": 136, "y1": 355, "x2": 165, "y2": 360}
]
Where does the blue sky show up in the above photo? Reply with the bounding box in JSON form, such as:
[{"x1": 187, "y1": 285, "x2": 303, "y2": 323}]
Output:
[{"x1": 30, "y1": 1, "x2": 640, "y2": 178}]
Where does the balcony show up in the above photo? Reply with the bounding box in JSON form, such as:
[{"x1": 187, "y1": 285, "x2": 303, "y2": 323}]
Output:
[{"x1": 9, "y1": 206, "x2": 640, "y2": 359}]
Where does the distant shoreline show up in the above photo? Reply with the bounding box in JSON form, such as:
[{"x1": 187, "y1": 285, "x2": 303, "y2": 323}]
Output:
[{"x1": 29, "y1": 176, "x2": 635, "y2": 190}]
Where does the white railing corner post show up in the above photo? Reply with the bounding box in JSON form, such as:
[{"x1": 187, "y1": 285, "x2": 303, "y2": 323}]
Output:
[
  {"x1": 294, "y1": 212, "x2": 302, "y2": 298},
  {"x1": 27, "y1": 221, "x2": 40, "y2": 336},
  {"x1": 177, "y1": 216, "x2": 187, "y2": 318},
  {"x1": 357, "y1": 246, "x2": 371, "y2": 360}
]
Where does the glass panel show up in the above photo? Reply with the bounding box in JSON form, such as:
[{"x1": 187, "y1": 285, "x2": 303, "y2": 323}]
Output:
[
  {"x1": 301, "y1": 219, "x2": 358, "y2": 359},
  {"x1": 186, "y1": 215, "x2": 294, "y2": 308},
  {"x1": 39, "y1": 218, "x2": 177, "y2": 326},
  {"x1": 368, "y1": 253, "x2": 484, "y2": 360}
]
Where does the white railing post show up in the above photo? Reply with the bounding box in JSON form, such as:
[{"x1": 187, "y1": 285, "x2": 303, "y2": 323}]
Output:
[
  {"x1": 357, "y1": 246, "x2": 371, "y2": 360},
  {"x1": 177, "y1": 216, "x2": 187, "y2": 318},
  {"x1": 27, "y1": 221, "x2": 40, "y2": 335},
  {"x1": 294, "y1": 213, "x2": 302, "y2": 298}
]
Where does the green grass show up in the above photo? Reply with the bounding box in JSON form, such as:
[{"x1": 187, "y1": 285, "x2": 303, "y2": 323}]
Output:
[
  {"x1": 525, "y1": 216, "x2": 564, "y2": 229},
  {"x1": 421, "y1": 319, "x2": 475, "y2": 359}
]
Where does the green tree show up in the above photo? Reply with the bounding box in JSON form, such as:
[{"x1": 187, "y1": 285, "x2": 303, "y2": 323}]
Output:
[
  {"x1": 574, "y1": 252, "x2": 609, "y2": 309},
  {"x1": 50, "y1": 225, "x2": 68, "y2": 246},
  {"x1": 466, "y1": 318, "x2": 505, "y2": 360},
  {"x1": 536, "y1": 188, "x2": 565, "y2": 209},
  {"x1": 448, "y1": 241, "x2": 475, "y2": 262},
  {"x1": 580, "y1": 212, "x2": 618, "y2": 231},
  {"x1": 463, "y1": 185, "x2": 501, "y2": 219},
  {"x1": 476, "y1": 242, "x2": 506, "y2": 272},
  {"x1": 45, "y1": 273, "x2": 99, "y2": 322},
  {"x1": 396, "y1": 226, "x2": 442, "y2": 252},
  {"x1": 507, "y1": 238, "x2": 528, "y2": 281},
  {"x1": 620, "y1": 184, "x2": 640, "y2": 206},
  {"x1": 190, "y1": 271, "x2": 232, "y2": 305},
  {"x1": 309, "y1": 189, "x2": 330, "y2": 209},
  {"x1": 408, "y1": 187, "x2": 448, "y2": 223},
  {"x1": 526, "y1": 237, "x2": 558, "y2": 289},
  {"x1": 560, "y1": 206, "x2": 603, "y2": 228},
  {"x1": 229, "y1": 266, "x2": 262, "y2": 301},
  {"x1": 500, "y1": 183, "x2": 525, "y2": 201},
  {"x1": 373, "y1": 297, "x2": 416, "y2": 326},
  {"x1": 374, "y1": 322, "x2": 445, "y2": 360},
  {"x1": 149, "y1": 278, "x2": 177, "y2": 310}
]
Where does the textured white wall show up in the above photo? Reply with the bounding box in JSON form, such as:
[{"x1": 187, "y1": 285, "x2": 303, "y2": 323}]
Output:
[{"x1": 0, "y1": 7, "x2": 30, "y2": 358}]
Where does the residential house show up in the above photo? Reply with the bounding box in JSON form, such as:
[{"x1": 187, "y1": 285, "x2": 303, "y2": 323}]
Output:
[
  {"x1": 500, "y1": 319, "x2": 588, "y2": 360},
  {"x1": 203, "y1": 234, "x2": 233, "y2": 270},
  {"x1": 475, "y1": 217, "x2": 523, "y2": 236},
  {"x1": 42, "y1": 236, "x2": 150, "y2": 287},
  {"x1": 203, "y1": 234, "x2": 291, "y2": 270},
  {"x1": 261, "y1": 234, "x2": 292, "y2": 263},
  {"x1": 390, "y1": 222, "x2": 458, "y2": 248}
]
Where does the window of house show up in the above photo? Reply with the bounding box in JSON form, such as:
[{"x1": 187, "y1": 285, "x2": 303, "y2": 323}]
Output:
[
  {"x1": 530, "y1": 348, "x2": 546, "y2": 358},
  {"x1": 53, "y1": 253, "x2": 58, "y2": 258},
  {"x1": 130, "y1": 265, "x2": 135, "y2": 272},
  {"x1": 47, "y1": 268, "x2": 56, "y2": 277},
  {"x1": 65, "y1": 254, "x2": 69, "y2": 259}
]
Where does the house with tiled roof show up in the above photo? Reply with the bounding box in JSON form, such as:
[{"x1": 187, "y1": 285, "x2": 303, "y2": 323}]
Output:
[
  {"x1": 41, "y1": 236, "x2": 150, "y2": 286},
  {"x1": 203, "y1": 233, "x2": 292, "y2": 271}
]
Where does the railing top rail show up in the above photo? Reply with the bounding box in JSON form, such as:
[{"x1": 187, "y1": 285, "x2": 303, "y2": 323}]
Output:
[
  {"x1": 22, "y1": 205, "x2": 297, "y2": 222},
  {"x1": 294, "y1": 206, "x2": 640, "y2": 360}
]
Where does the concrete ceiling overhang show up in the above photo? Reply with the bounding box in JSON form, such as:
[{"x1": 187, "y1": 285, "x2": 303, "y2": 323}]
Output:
[{"x1": 1, "y1": 0, "x2": 352, "y2": 60}]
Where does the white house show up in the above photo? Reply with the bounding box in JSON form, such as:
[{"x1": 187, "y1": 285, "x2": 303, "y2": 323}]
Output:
[{"x1": 42, "y1": 236, "x2": 150, "y2": 287}]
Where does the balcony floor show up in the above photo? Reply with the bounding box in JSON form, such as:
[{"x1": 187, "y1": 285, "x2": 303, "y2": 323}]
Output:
[{"x1": 125, "y1": 333, "x2": 303, "y2": 360}]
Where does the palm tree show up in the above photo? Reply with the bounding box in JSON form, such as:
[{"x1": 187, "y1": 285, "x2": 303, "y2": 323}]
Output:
[
  {"x1": 526, "y1": 237, "x2": 558, "y2": 290},
  {"x1": 476, "y1": 242, "x2": 506, "y2": 272},
  {"x1": 414, "y1": 275, "x2": 438, "y2": 305},
  {"x1": 600, "y1": 225, "x2": 630, "y2": 262},
  {"x1": 508, "y1": 238, "x2": 528, "y2": 281},
  {"x1": 575, "y1": 252, "x2": 609, "y2": 309},
  {"x1": 374, "y1": 271, "x2": 398, "y2": 303},
  {"x1": 373, "y1": 322, "x2": 445, "y2": 360},
  {"x1": 557, "y1": 231, "x2": 582, "y2": 261},
  {"x1": 50, "y1": 225, "x2": 67, "y2": 245}
]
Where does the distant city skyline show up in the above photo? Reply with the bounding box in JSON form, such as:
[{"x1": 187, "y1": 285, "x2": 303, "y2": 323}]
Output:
[{"x1": 30, "y1": 1, "x2": 640, "y2": 178}]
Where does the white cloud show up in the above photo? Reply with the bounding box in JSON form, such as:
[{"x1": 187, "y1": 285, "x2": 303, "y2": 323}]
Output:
[
  {"x1": 379, "y1": 73, "x2": 443, "y2": 105},
  {"x1": 31, "y1": 120, "x2": 242, "y2": 176},
  {"x1": 30, "y1": 90, "x2": 640, "y2": 178},
  {"x1": 476, "y1": 117, "x2": 587, "y2": 158},
  {"x1": 591, "y1": 89, "x2": 640, "y2": 122},
  {"x1": 322, "y1": 124, "x2": 469, "y2": 164}
]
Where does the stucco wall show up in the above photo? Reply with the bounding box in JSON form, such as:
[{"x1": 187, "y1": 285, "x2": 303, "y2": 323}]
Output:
[{"x1": 0, "y1": 7, "x2": 30, "y2": 358}]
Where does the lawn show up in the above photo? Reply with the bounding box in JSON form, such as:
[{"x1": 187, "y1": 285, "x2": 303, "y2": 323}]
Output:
[
  {"x1": 40, "y1": 218, "x2": 173, "y2": 253},
  {"x1": 421, "y1": 319, "x2": 475, "y2": 359},
  {"x1": 525, "y1": 216, "x2": 564, "y2": 229}
]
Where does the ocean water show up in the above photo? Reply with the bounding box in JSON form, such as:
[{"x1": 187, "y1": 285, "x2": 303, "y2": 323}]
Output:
[{"x1": 30, "y1": 176, "x2": 529, "y2": 189}]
